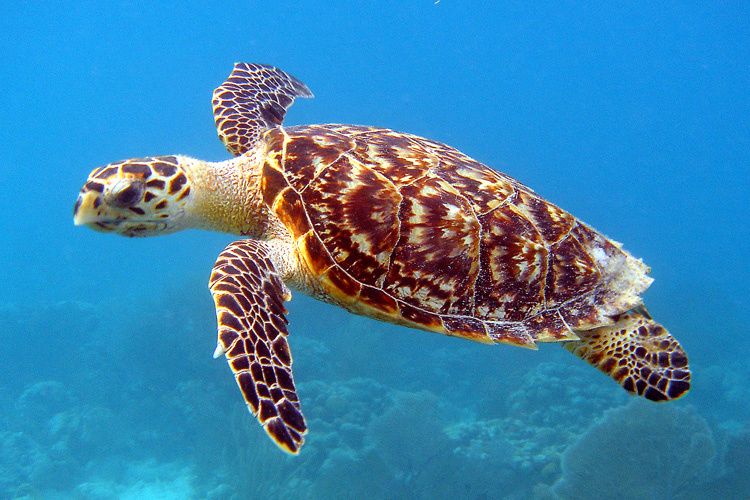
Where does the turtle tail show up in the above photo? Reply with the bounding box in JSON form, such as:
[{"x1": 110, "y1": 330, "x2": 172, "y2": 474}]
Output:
[{"x1": 564, "y1": 306, "x2": 690, "y2": 401}]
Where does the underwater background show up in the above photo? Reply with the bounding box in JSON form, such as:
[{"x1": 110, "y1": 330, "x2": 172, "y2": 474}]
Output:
[{"x1": 2, "y1": 1, "x2": 748, "y2": 498}]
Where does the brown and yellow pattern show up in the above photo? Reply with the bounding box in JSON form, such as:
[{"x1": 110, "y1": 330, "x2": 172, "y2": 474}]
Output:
[
  {"x1": 565, "y1": 307, "x2": 691, "y2": 401},
  {"x1": 261, "y1": 124, "x2": 643, "y2": 347},
  {"x1": 209, "y1": 239, "x2": 307, "y2": 454},
  {"x1": 73, "y1": 155, "x2": 191, "y2": 236},
  {"x1": 212, "y1": 63, "x2": 313, "y2": 156}
]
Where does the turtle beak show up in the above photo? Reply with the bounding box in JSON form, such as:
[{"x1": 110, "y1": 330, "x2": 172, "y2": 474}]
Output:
[{"x1": 73, "y1": 191, "x2": 102, "y2": 226}]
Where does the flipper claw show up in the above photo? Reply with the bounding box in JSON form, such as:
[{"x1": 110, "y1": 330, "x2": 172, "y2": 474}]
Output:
[{"x1": 213, "y1": 342, "x2": 226, "y2": 359}]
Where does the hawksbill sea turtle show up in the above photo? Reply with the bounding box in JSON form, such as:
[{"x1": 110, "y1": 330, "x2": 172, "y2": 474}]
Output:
[{"x1": 73, "y1": 63, "x2": 690, "y2": 454}]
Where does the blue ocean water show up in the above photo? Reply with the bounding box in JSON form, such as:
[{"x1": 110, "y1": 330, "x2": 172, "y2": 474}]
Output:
[{"x1": 2, "y1": 1, "x2": 748, "y2": 498}]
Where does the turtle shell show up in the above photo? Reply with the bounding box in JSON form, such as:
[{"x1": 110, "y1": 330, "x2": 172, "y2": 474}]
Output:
[{"x1": 260, "y1": 124, "x2": 651, "y2": 347}]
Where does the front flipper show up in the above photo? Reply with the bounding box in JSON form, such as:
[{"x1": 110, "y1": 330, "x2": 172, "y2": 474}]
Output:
[
  {"x1": 565, "y1": 306, "x2": 691, "y2": 401},
  {"x1": 212, "y1": 62, "x2": 313, "y2": 156},
  {"x1": 209, "y1": 239, "x2": 307, "y2": 454}
]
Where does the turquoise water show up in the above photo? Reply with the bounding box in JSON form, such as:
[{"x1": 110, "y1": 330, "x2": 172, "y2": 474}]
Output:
[{"x1": 2, "y1": 2, "x2": 748, "y2": 498}]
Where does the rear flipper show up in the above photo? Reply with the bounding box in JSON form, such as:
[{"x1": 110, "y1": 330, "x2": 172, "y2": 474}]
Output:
[{"x1": 564, "y1": 306, "x2": 690, "y2": 401}]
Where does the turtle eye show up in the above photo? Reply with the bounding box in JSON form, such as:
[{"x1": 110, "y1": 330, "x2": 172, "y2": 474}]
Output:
[{"x1": 110, "y1": 179, "x2": 145, "y2": 208}]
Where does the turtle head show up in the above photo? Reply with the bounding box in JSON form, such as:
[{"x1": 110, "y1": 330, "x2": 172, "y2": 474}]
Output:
[{"x1": 73, "y1": 155, "x2": 196, "y2": 237}]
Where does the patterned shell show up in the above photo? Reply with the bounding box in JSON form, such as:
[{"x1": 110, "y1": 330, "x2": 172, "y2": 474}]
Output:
[{"x1": 260, "y1": 124, "x2": 641, "y2": 347}]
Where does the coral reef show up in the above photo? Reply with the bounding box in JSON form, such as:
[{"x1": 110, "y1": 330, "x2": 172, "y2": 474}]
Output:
[
  {"x1": 547, "y1": 402, "x2": 717, "y2": 499},
  {"x1": 2, "y1": 380, "x2": 129, "y2": 497},
  {"x1": 1, "y1": 296, "x2": 747, "y2": 498},
  {"x1": 698, "y1": 362, "x2": 750, "y2": 432},
  {"x1": 501, "y1": 362, "x2": 625, "y2": 471}
]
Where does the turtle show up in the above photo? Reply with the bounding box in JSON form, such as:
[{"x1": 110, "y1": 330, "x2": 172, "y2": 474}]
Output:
[{"x1": 73, "y1": 62, "x2": 690, "y2": 454}]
